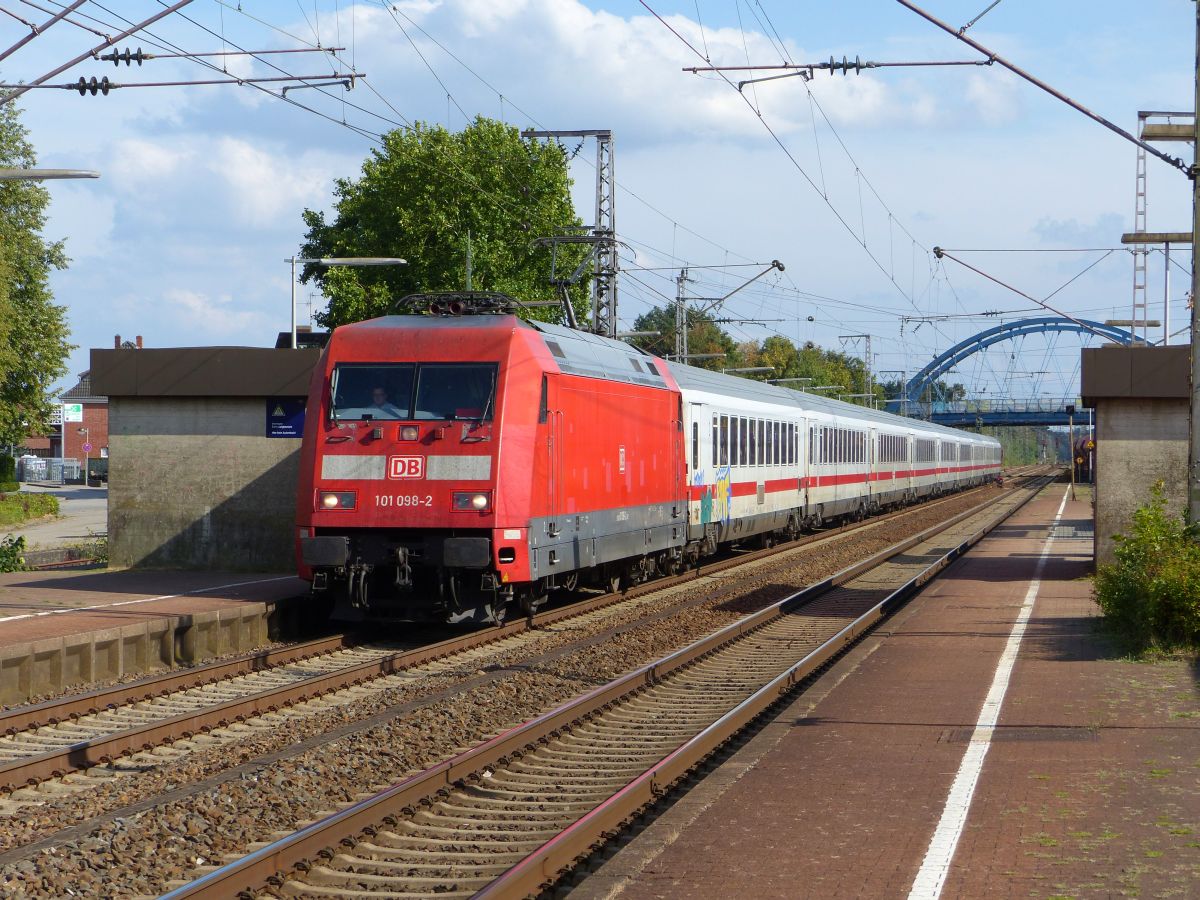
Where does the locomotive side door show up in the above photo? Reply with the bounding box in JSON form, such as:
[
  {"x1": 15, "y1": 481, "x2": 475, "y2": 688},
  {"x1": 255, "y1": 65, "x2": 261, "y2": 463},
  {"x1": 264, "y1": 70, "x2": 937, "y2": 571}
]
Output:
[{"x1": 544, "y1": 378, "x2": 564, "y2": 538}]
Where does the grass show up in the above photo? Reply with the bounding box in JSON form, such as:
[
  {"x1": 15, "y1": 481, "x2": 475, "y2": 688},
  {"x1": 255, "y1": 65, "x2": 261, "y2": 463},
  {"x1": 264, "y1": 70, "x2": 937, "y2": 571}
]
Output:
[{"x1": 0, "y1": 491, "x2": 58, "y2": 527}]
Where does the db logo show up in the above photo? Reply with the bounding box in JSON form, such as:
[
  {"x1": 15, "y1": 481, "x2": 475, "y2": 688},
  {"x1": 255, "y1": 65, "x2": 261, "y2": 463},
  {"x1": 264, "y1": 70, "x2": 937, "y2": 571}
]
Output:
[{"x1": 388, "y1": 456, "x2": 425, "y2": 479}]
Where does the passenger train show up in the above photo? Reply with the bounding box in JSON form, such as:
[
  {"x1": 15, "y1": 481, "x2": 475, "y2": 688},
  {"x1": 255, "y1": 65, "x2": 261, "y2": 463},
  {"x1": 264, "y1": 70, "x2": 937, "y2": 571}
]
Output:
[{"x1": 295, "y1": 293, "x2": 1002, "y2": 623}]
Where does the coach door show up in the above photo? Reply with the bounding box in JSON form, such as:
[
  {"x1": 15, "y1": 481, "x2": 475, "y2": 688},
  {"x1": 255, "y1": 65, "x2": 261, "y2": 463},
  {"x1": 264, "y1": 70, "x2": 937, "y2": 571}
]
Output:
[{"x1": 867, "y1": 427, "x2": 877, "y2": 504}]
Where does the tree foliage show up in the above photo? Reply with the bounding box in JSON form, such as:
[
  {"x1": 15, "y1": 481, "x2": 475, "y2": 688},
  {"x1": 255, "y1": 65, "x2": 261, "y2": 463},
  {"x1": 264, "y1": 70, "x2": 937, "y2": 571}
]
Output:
[
  {"x1": 626, "y1": 306, "x2": 738, "y2": 372},
  {"x1": 626, "y1": 306, "x2": 885, "y2": 405},
  {"x1": 0, "y1": 101, "x2": 72, "y2": 445},
  {"x1": 301, "y1": 117, "x2": 587, "y2": 328}
]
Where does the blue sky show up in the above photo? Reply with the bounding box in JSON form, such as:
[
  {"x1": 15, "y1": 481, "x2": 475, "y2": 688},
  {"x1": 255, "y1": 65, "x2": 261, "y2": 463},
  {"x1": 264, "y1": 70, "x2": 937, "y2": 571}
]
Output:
[{"x1": 5, "y1": 0, "x2": 1196, "y2": 402}]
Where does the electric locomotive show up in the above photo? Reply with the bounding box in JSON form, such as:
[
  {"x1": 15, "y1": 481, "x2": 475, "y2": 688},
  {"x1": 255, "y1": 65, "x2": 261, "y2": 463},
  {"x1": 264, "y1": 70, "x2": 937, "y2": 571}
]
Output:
[
  {"x1": 295, "y1": 292, "x2": 1001, "y2": 624},
  {"x1": 295, "y1": 292, "x2": 686, "y2": 624}
]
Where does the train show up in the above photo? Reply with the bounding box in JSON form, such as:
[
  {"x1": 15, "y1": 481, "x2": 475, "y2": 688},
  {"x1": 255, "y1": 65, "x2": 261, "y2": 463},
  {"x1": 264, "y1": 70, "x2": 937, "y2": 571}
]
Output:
[{"x1": 295, "y1": 293, "x2": 1002, "y2": 624}]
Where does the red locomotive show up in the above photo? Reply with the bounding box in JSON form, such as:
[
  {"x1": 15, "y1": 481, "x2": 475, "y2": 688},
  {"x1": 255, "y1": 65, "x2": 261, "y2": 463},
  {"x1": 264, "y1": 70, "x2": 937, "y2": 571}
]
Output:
[{"x1": 295, "y1": 293, "x2": 1001, "y2": 624}]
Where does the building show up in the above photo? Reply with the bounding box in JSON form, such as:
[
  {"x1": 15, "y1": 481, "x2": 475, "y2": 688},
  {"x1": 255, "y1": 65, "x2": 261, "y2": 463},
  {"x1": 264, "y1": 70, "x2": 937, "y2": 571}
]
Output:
[
  {"x1": 90, "y1": 344, "x2": 319, "y2": 570},
  {"x1": 1080, "y1": 345, "x2": 1189, "y2": 566}
]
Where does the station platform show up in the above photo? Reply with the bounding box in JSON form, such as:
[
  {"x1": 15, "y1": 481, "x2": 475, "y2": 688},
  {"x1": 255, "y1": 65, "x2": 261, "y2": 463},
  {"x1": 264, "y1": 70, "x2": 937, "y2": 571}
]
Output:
[
  {"x1": 577, "y1": 482, "x2": 1200, "y2": 899},
  {"x1": 0, "y1": 569, "x2": 305, "y2": 705}
]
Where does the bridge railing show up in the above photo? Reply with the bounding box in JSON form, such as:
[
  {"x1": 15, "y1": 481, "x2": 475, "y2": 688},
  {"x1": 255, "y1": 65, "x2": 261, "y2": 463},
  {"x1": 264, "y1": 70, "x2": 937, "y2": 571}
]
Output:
[{"x1": 890, "y1": 398, "x2": 1083, "y2": 418}]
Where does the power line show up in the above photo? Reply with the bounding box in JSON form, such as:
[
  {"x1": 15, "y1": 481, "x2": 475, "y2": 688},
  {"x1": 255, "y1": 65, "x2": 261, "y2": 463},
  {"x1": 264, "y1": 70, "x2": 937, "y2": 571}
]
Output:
[{"x1": 642, "y1": 0, "x2": 934, "y2": 315}]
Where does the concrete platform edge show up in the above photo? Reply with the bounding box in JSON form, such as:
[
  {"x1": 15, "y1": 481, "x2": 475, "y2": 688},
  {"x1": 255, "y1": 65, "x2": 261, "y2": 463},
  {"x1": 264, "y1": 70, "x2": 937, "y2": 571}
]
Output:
[{"x1": 0, "y1": 597, "x2": 294, "y2": 706}]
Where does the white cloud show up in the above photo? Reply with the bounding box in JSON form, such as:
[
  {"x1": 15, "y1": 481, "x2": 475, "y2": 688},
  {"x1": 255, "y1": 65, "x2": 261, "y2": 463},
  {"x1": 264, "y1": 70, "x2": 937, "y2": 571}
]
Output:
[
  {"x1": 964, "y1": 71, "x2": 1022, "y2": 126},
  {"x1": 206, "y1": 137, "x2": 333, "y2": 227}
]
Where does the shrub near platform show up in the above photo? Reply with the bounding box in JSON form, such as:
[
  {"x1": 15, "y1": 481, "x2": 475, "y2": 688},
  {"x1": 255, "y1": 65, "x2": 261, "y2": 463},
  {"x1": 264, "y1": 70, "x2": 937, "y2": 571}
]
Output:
[
  {"x1": 1095, "y1": 482, "x2": 1200, "y2": 651},
  {"x1": 0, "y1": 491, "x2": 59, "y2": 527}
]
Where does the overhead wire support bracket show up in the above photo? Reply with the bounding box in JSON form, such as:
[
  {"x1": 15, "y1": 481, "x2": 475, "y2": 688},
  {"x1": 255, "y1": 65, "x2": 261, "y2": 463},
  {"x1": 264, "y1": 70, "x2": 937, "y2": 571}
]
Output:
[
  {"x1": 4, "y1": 73, "x2": 363, "y2": 96},
  {"x1": 894, "y1": 0, "x2": 1188, "y2": 174},
  {"x1": 0, "y1": 0, "x2": 195, "y2": 106},
  {"x1": 684, "y1": 58, "x2": 994, "y2": 93},
  {"x1": 932, "y1": 247, "x2": 1125, "y2": 343},
  {"x1": 96, "y1": 46, "x2": 344, "y2": 66}
]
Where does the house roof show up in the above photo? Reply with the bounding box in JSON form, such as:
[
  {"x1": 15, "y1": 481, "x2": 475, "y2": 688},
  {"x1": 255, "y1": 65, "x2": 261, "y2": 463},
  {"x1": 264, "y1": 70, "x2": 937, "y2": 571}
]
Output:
[{"x1": 59, "y1": 370, "x2": 107, "y2": 404}]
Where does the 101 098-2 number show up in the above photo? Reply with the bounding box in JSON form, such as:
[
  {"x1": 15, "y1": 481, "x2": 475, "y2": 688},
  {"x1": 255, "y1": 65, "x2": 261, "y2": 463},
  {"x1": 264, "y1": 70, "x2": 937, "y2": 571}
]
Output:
[{"x1": 376, "y1": 494, "x2": 433, "y2": 508}]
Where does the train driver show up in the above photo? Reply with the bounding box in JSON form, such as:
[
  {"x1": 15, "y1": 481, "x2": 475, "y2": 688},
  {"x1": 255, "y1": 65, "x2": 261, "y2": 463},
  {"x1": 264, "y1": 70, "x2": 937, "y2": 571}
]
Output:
[{"x1": 370, "y1": 386, "x2": 405, "y2": 418}]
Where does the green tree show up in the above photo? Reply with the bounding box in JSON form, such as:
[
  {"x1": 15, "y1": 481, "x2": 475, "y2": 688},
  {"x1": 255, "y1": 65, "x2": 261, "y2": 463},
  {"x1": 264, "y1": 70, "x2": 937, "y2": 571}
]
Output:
[
  {"x1": 0, "y1": 101, "x2": 72, "y2": 445},
  {"x1": 625, "y1": 305, "x2": 738, "y2": 371},
  {"x1": 301, "y1": 117, "x2": 585, "y2": 328}
]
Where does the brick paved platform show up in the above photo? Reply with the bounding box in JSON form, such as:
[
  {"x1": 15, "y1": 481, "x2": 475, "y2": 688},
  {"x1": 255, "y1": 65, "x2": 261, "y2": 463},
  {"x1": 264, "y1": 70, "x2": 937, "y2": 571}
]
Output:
[
  {"x1": 574, "y1": 482, "x2": 1200, "y2": 900},
  {"x1": 0, "y1": 570, "x2": 305, "y2": 705}
]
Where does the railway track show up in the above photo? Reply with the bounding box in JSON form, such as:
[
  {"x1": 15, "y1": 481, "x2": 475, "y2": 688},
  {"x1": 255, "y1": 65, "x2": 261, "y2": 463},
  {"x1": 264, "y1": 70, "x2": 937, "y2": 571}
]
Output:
[
  {"x1": 0, "y1": 479, "x2": 1020, "y2": 801},
  {"x1": 163, "y1": 469, "x2": 1055, "y2": 899}
]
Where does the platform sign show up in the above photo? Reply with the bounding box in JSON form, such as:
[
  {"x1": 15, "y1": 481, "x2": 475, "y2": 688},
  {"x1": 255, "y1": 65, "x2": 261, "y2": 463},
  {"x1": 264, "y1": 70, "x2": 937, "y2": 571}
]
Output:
[
  {"x1": 61, "y1": 402, "x2": 83, "y2": 423},
  {"x1": 266, "y1": 397, "x2": 306, "y2": 438},
  {"x1": 82, "y1": 442, "x2": 92, "y2": 453}
]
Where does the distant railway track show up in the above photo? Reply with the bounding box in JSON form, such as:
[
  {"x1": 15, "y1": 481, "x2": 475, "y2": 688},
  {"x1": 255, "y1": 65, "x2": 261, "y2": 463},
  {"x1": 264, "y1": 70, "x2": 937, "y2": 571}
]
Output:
[
  {"x1": 162, "y1": 469, "x2": 1055, "y2": 899},
  {"x1": 0, "y1": 471, "x2": 1041, "y2": 801}
]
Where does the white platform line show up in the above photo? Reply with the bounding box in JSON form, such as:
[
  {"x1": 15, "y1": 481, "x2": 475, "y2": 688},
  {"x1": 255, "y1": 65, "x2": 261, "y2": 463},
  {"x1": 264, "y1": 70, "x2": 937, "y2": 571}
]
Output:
[
  {"x1": 907, "y1": 484, "x2": 1070, "y2": 900},
  {"x1": 0, "y1": 575, "x2": 298, "y2": 625}
]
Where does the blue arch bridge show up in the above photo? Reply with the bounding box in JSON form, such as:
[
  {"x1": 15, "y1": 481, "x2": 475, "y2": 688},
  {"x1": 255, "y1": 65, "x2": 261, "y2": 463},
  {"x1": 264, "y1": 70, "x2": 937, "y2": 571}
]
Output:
[{"x1": 883, "y1": 317, "x2": 1141, "y2": 427}]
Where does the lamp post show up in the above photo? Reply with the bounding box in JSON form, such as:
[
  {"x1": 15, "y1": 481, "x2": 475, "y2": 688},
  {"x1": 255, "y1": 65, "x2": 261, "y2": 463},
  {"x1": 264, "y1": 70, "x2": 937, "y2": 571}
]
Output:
[
  {"x1": 77, "y1": 426, "x2": 88, "y2": 485},
  {"x1": 286, "y1": 256, "x2": 407, "y2": 349},
  {"x1": 0, "y1": 168, "x2": 99, "y2": 181}
]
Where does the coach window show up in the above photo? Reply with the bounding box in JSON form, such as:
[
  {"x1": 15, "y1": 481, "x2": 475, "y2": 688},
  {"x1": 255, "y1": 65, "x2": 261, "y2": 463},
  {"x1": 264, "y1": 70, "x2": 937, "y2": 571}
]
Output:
[
  {"x1": 692, "y1": 421, "x2": 699, "y2": 471},
  {"x1": 712, "y1": 415, "x2": 719, "y2": 467},
  {"x1": 749, "y1": 419, "x2": 758, "y2": 466},
  {"x1": 720, "y1": 415, "x2": 730, "y2": 466}
]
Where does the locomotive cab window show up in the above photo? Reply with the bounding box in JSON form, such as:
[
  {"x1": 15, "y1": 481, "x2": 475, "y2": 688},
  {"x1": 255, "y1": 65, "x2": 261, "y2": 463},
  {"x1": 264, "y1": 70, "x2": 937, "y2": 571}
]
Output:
[
  {"x1": 414, "y1": 363, "x2": 497, "y2": 421},
  {"x1": 330, "y1": 362, "x2": 497, "y2": 422},
  {"x1": 331, "y1": 363, "x2": 415, "y2": 421}
]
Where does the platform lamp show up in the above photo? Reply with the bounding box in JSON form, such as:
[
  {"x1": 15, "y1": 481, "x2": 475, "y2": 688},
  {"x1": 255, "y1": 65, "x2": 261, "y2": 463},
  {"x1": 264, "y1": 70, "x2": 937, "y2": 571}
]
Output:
[{"x1": 286, "y1": 257, "x2": 408, "y2": 349}]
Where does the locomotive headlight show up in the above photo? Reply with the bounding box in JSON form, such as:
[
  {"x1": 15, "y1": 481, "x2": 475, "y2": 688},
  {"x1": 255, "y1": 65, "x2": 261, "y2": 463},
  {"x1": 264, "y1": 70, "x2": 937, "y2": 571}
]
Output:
[
  {"x1": 319, "y1": 491, "x2": 356, "y2": 510},
  {"x1": 452, "y1": 491, "x2": 491, "y2": 512},
  {"x1": 400, "y1": 425, "x2": 419, "y2": 441}
]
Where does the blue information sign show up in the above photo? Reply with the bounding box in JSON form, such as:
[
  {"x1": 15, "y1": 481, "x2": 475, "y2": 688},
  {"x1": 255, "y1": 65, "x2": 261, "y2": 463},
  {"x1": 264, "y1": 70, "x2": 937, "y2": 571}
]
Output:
[{"x1": 266, "y1": 397, "x2": 306, "y2": 438}]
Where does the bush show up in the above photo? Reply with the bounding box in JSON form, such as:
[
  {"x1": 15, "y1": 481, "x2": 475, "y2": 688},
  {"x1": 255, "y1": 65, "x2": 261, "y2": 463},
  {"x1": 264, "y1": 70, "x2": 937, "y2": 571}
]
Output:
[
  {"x1": 0, "y1": 454, "x2": 14, "y2": 483},
  {"x1": 0, "y1": 492, "x2": 59, "y2": 527},
  {"x1": 0, "y1": 534, "x2": 27, "y2": 572},
  {"x1": 1094, "y1": 481, "x2": 1200, "y2": 651},
  {"x1": 0, "y1": 481, "x2": 17, "y2": 493}
]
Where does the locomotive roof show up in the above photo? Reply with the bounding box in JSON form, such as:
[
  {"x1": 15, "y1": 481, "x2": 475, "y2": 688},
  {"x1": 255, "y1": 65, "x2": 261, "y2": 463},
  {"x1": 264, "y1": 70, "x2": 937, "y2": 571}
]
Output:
[
  {"x1": 665, "y1": 360, "x2": 997, "y2": 444},
  {"x1": 347, "y1": 315, "x2": 994, "y2": 445},
  {"x1": 531, "y1": 321, "x2": 669, "y2": 390}
]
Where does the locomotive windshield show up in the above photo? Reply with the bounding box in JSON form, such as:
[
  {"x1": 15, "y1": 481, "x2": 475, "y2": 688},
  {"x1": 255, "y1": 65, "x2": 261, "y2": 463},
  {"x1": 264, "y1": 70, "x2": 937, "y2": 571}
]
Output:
[{"x1": 331, "y1": 362, "x2": 496, "y2": 422}]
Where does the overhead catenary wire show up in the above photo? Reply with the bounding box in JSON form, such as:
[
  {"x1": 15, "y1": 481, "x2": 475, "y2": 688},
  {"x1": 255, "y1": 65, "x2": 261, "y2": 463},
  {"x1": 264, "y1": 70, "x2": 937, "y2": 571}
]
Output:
[
  {"x1": 640, "y1": 0, "x2": 933, "y2": 316},
  {"x1": 894, "y1": 0, "x2": 1188, "y2": 174},
  {"x1": 0, "y1": 0, "x2": 85, "y2": 64},
  {"x1": 933, "y1": 248, "x2": 1127, "y2": 343}
]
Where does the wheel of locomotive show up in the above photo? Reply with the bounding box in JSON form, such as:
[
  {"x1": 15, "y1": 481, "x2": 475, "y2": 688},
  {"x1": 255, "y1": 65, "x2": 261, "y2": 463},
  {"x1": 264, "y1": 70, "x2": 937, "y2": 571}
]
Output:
[
  {"x1": 599, "y1": 565, "x2": 623, "y2": 595},
  {"x1": 658, "y1": 552, "x2": 681, "y2": 577},
  {"x1": 519, "y1": 579, "x2": 549, "y2": 616}
]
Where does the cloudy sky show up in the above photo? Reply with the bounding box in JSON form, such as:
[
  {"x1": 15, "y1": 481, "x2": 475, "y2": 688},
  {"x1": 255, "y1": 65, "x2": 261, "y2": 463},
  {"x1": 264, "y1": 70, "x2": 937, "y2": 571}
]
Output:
[{"x1": 5, "y1": 0, "x2": 1195, "y2": 402}]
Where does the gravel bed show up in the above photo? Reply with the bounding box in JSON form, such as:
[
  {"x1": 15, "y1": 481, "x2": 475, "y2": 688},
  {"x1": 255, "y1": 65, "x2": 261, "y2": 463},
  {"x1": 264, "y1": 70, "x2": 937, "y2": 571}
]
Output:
[{"x1": 0, "y1": 488, "x2": 1000, "y2": 897}]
